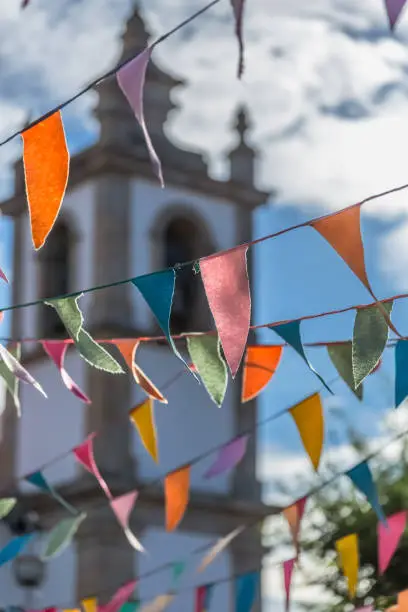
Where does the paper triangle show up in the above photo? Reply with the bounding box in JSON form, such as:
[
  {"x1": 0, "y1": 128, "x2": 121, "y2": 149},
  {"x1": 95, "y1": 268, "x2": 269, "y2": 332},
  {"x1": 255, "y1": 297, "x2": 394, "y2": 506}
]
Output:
[
  {"x1": 42, "y1": 341, "x2": 91, "y2": 403},
  {"x1": 327, "y1": 343, "x2": 363, "y2": 400},
  {"x1": 398, "y1": 590, "x2": 408, "y2": 611},
  {"x1": 195, "y1": 585, "x2": 214, "y2": 612},
  {"x1": 129, "y1": 398, "x2": 159, "y2": 463},
  {"x1": 117, "y1": 48, "x2": 163, "y2": 186},
  {"x1": 187, "y1": 335, "x2": 228, "y2": 407},
  {"x1": 336, "y1": 533, "x2": 359, "y2": 598},
  {"x1": 197, "y1": 525, "x2": 244, "y2": 572},
  {"x1": 204, "y1": 436, "x2": 248, "y2": 479},
  {"x1": 235, "y1": 572, "x2": 259, "y2": 612},
  {"x1": 165, "y1": 465, "x2": 190, "y2": 531},
  {"x1": 346, "y1": 461, "x2": 385, "y2": 523},
  {"x1": 312, "y1": 206, "x2": 370, "y2": 292},
  {"x1": 283, "y1": 559, "x2": 296, "y2": 612},
  {"x1": 81, "y1": 598, "x2": 97, "y2": 612},
  {"x1": 283, "y1": 497, "x2": 307, "y2": 555},
  {"x1": 289, "y1": 393, "x2": 324, "y2": 471},
  {"x1": 242, "y1": 345, "x2": 283, "y2": 402},
  {"x1": 22, "y1": 111, "x2": 70, "y2": 249},
  {"x1": 99, "y1": 580, "x2": 137, "y2": 612},
  {"x1": 110, "y1": 490, "x2": 144, "y2": 553},
  {"x1": 73, "y1": 434, "x2": 112, "y2": 500},
  {"x1": 385, "y1": 0, "x2": 407, "y2": 28},
  {"x1": 200, "y1": 246, "x2": 251, "y2": 378},
  {"x1": 352, "y1": 303, "x2": 392, "y2": 389},
  {"x1": 115, "y1": 339, "x2": 167, "y2": 403},
  {"x1": 378, "y1": 511, "x2": 406, "y2": 574},
  {"x1": 395, "y1": 340, "x2": 408, "y2": 408}
]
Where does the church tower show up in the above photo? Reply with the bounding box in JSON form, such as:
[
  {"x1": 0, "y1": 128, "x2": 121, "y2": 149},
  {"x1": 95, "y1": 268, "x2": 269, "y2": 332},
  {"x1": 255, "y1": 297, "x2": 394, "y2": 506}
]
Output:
[{"x1": 0, "y1": 4, "x2": 272, "y2": 610}]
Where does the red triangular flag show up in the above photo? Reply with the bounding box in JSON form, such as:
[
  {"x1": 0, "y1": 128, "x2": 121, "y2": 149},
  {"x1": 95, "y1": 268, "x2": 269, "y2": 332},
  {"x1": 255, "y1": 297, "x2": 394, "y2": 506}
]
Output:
[{"x1": 284, "y1": 558, "x2": 296, "y2": 612}]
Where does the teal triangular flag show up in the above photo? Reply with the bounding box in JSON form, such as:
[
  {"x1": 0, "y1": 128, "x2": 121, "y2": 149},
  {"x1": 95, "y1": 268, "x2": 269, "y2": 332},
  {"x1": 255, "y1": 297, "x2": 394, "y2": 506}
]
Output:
[
  {"x1": 235, "y1": 572, "x2": 259, "y2": 612},
  {"x1": 346, "y1": 461, "x2": 386, "y2": 524},
  {"x1": 26, "y1": 470, "x2": 77, "y2": 515},
  {"x1": 270, "y1": 321, "x2": 332, "y2": 394},
  {"x1": 395, "y1": 340, "x2": 408, "y2": 408}
]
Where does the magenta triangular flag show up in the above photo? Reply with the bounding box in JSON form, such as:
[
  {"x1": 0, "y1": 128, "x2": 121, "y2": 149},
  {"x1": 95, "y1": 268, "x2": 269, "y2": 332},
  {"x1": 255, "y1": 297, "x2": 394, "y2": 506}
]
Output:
[
  {"x1": 378, "y1": 511, "x2": 406, "y2": 574},
  {"x1": 99, "y1": 579, "x2": 137, "y2": 612},
  {"x1": 200, "y1": 246, "x2": 251, "y2": 378},
  {"x1": 385, "y1": 0, "x2": 407, "y2": 28},
  {"x1": 117, "y1": 48, "x2": 164, "y2": 187},
  {"x1": 73, "y1": 434, "x2": 112, "y2": 500},
  {"x1": 283, "y1": 558, "x2": 296, "y2": 612}
]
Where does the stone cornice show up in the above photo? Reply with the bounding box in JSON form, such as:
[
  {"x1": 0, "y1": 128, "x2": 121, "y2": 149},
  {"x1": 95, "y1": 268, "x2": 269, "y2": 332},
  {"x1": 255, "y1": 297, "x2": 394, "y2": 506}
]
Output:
[{"x1": 1, "y1": 144, "x2": 271, "y2": 217}]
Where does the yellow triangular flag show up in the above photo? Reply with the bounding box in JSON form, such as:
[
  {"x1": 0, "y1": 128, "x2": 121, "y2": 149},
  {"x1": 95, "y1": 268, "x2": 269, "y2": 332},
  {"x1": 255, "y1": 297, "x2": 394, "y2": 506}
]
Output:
[
  {"x1": 289, "y1": 393, "x2": 324, "y2": 471},
  {"x1": 129, "y1": 398, "x2": 159, "y2": 463},
  {"x1": 336, "y1": 534, "x2": 359, "y2": 598},
  {"x1": 81, "y1": 598, "x2": 97, "y2": 612}
]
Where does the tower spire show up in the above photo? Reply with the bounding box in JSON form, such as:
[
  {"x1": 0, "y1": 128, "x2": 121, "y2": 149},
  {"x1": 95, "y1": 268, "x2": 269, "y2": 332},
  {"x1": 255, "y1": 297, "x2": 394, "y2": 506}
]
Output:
[{"x1": 228, "y1": 106, "x2": 257, "y2": 187}]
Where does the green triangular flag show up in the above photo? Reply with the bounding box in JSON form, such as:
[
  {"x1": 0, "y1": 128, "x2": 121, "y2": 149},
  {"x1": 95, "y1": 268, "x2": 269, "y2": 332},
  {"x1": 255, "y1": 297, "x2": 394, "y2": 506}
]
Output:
[
  {"x1": 172, "y1": 561, "x2": 186, "y2": 585},
  {"x1": 327, "y1": 343, "x2": 363, "y2": 400},
  {"x1": 187, "y1": 336, "x2": 228, "y2": 407},
  {"x1": 0, "y1": 498, "x2": 16, "y2": 519},
  {"x1": 352, "y1": 302, "x2": 393, "y2": 389},
  {"x1": 42, "y1": 512, "x2": 86, "y2": 560},
  {"x1": 0, "y1": 344, "x2": 21, "y2": 416},
  {"x1": 46, "y1": 295, "x2": 123, "y2": 374}
]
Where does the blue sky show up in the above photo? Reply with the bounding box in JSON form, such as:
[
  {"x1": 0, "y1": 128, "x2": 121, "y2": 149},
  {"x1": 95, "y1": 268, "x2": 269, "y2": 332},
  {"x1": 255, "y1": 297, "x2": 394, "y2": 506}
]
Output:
[{"x1": 2, "y1": 1, "x2": 408, "y2": 606}]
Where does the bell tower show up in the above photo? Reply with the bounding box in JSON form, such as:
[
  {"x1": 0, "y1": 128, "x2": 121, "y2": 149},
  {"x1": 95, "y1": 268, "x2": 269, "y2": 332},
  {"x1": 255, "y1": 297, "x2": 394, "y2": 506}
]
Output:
[{"x1": 0, "y1": 3, "x2": 274, "y2": 610}]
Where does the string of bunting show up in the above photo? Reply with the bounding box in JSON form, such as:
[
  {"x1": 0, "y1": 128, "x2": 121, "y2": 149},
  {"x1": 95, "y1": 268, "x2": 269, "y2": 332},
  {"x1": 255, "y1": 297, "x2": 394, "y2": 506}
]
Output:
[{"x1": 7, "y1": 420, "x2": 408, "y2": 612}]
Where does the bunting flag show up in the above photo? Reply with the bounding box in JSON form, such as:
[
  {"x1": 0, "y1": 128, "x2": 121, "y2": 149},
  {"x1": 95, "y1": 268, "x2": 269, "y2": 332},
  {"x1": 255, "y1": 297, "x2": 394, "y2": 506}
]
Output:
[
  {"x1": 186, "y1": 335, "x2": 228, "y2": 407},
  {"x1": 131, "y1": 271, "x2": 192, "y2": 373},
  {"x1": 172, "y1": 561, "x2": 186, "y2": 586},
  {"x1": 283, "y1": 559, "x2": 296, "y2": 612},
  {"x1": 312, "y1": 206, "x2": 371, "y2": 292},
  {"x1": 21, "y1": 0, "x2": 30, "y2": 7},
  {"x1": 0, "y1": 343, "x2": 46, "y2": 397},
  {"x1": 398, "y1": 590, "x2": 408, "y2": 610},
  {"x1": 195, "y1": 585, "x2": 214, "y2": 612},
  {"x1": 204, "y1": 436, "x2": 248, "y2": 479},
  {"x1": 73, "y1": 434, "x2": 112, "y2": 500},
  {"x1": 230, "y1": 0, "x2": 246, "y2": 77},
  {"x1": 42, "y1": 512, "x2": 86, "y2": 560},
  {"x1": 241, "y1": 345, "x2": 283, "y2": 403},
  {"x1": 289, "y1": 393, "x2": 324, "y2": 471},
  {"x1": 197, "y1": 525, "x2": 244, "y2": 572},
  {"x1": 200, "y1": 246, "x2": 251, "y2": 379},
  {"x1": 129, "y1": 398, "x2": 159, "y2": 464},
  {"x1": 327, "y1": 343, "x2": 363, "y2": 400},
  {"x1": 378, "y1": 511, "x2": 406, "y2": 574},
  {"x1": 336, "y1": 534, "x2": 359, "y2": 599},
  {"x1": 165, "y1": 465, "x2": 190, "y2": 531},
  {"x1": 395, "y1": 340, "x2": 408, "y2": 408},
  {"x1": 235, "y1": 572, "x2": 259, "y2": 612},
  {"x1": 354, "y1": 608, "x2": 373, "y2": 612},
  {"x1": 283, "y1": 497, "x2": 307, "y2": 555},
  {"x1": 115, "y1": 340, "x2": 167, "y2": 403},
  {"x1": 110, "y1": 491, "x2": 145, "y2": 553},
  {"x1": 346, "y1": 461, "x2": 385, "y2": 523},
  {"x1": 385, "y1": 0, "x2": 407, "y2": 28},
  {"x1": 26, "y1": 470, "x2": 78, "y2": 515},
  {"x1": 81, "y1": 599, "x2": 97, "y2": 612},
  {"x1": 117, "y1": 48, "x2": 164, "y2": 187},
  {"x1": 0, "y1": 499, "x2": 16, "y2": 519},
  {"x1": 139, "y1": 595, "x2": 174, "y2": 612},
  {"x1": 46, "y1": 296, "x2": 123, "y2": 374},
  {"x1": 352, "y1": 303, "x2": 392, "y2": 390},
  {"x1": 42, "y1": 341, "x2": 90, "y2": 403},
  {"x1": 0, "y1": 267, "x2": 7, "y2": 284},
  {"x1": 99, "y1": 580, "x2": 138, "y2": 612},
  {"x1": 22, "y1": 111, "x2": 69, "y2": 249},
  {"x1": 269, "y1": 321, "x2": 332, "y2": 393},
  {"x1": 0, "y1": 343, "x2": 22, "y2": 415},
  {"x1": 0, "y1": 534, "x2": 33, "y2": 567},
  {"x1": 120, "y1": 603, "x2": 140, "y2": 612}
]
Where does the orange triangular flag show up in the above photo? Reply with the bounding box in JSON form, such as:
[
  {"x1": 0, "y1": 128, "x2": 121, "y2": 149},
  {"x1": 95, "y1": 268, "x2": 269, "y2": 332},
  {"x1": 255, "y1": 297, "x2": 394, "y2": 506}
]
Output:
[
  {"x1": 312, "y1": 206, "x2": 371, "y2": 292},
  {"x1": 289, "y1": 393, "x2": 324, "y2": 471},
  {"x1": 22, "y1": 111, "x2": 70, "y2": 250},
  {"x1": 242, "y1": 345, "x2": 283, "y2": 402},
  {"x1": 282, "y1": 497, "x2": 307, "y2": 556},
  {"x1": 129, "y1": 398, "x2": 159, "y2": 463},
  {"x1": 165, "y1": 465, "x2": 190, "y2": 531},
  {"x1": 115, "y1": 339, "x2": 167, "y2": 404},
  {"x1": 398, "y1": 590, "x2": 408, "y2": 611}
]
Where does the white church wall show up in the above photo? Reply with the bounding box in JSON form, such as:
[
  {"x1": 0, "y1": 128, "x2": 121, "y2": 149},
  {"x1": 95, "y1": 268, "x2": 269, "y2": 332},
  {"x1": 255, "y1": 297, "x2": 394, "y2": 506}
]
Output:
[
  {"x1": 129, "y1": 179, "x2": 237, "y2": 331},
  {"x1": 18, "y1": 350, "x2": 85, "y2": 488},
  {"x1": 131, "y1": 343, "x2": 235, "y2": 494},
  {"x1": 19, "y1": 182, "x2": 96, "y2": 345},
  {"x1": 137, "y1": 528, "x2": 231, "y2": 611}
]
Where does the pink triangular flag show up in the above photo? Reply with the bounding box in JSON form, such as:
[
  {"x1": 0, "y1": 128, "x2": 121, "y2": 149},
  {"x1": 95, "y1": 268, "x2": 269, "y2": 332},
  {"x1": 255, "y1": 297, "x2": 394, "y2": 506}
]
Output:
[
  {"x1": 0, "y1": 268, "x2": 8, "y2": 284},
  {"x1": 230, "y1": 0, "x2": 246, "y2": 77},
  {"x1": 73, "y1": 434, "x2": 112, "y2": 500},
  {"x1": 385, "y1": 0, "x2": 407, "y2": 28},
  {"x1": 283, "y1": 558, "x2": 296, "y2": 612},
  {"x1": 110, "y1": 490, "x2": 145, "y2": 553},
  {"x1": 200, "y1": 246, "x2": 251, "y2": 378},
  {"x1": 378, "y1": 511, "x2": 406, "y2": 574},
  {"x1": 117, "y1": 48, "x2": 164, "y2": 187},
  {"x1": 354, "y1": 607, "x2": 373, "y2": 612},
  {"x1": 99, "y1": 580, "x2": 137, "y2": 612},
  {"x1": 42, "y1": 341, "x2": 91, "y2": 404}
]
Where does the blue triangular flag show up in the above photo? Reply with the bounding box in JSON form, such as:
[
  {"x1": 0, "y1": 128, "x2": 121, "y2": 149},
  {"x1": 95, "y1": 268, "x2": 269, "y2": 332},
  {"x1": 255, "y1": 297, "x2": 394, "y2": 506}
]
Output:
[
  {"x1": 269, "y1": 321, "x2": 333, "y2": 394},
  {"x1": 26, "y1": 470, "x2": 77, "y2": 515},
  {"x1": 395, "y1": 340, "x2": 408, "y2": 408},
  {"x1": 235, "y1": 572, "x2": 259, "y2": 612},
  {"x1": 346, "y1": 461, "x2": 386, "y2": 523},
  {"x1": 0, "y1": 534, "x2": 33, "y2": 567},
  {"x1": 131, "y1": 270, "x2": 195, "y2": 376}
]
